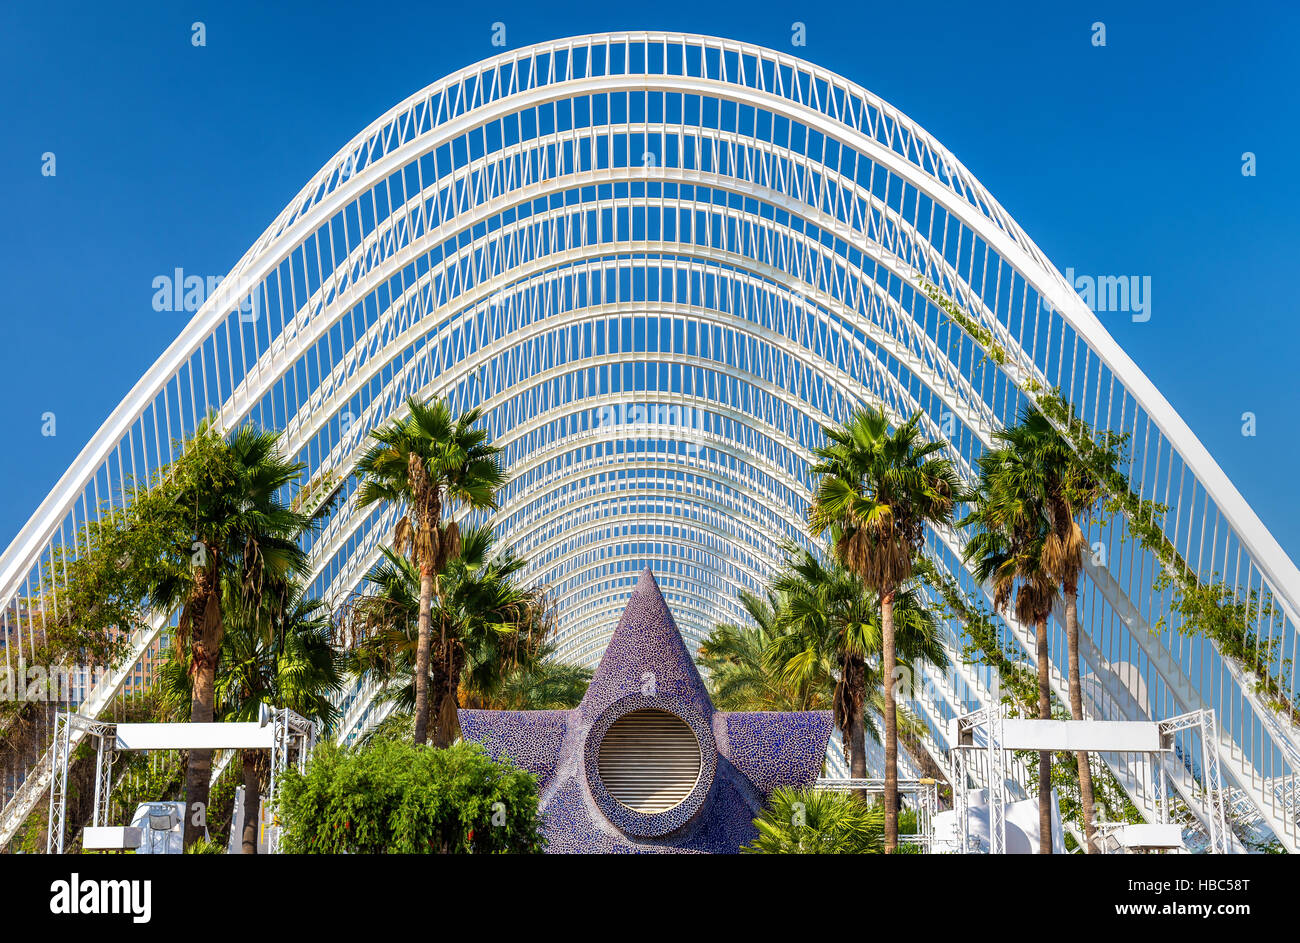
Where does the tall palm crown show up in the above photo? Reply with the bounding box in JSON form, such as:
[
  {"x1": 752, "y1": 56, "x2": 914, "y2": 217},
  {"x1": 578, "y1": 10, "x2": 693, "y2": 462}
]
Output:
[
  {"x1": 961, "y1": 506, "x2": 1058, "y2": 630},
  {"x1": 354, "y1": 398, "x2": 505, "y2": 570},
  {"x1": 993, "y1": 408, "x2": 1100, "y2": 595},
  {"x1": 149, "y1": 422, "x2": 311, "y2": 624},
  {"x1": 809, "y1": 409, "x2": 965, "y2": 590},
  {"x1": 353, "y1": 396, "x2": 505, "y2": 745}
]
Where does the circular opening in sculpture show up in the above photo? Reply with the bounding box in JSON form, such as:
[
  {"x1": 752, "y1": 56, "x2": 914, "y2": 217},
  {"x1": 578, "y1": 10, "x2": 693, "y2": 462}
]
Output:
[{"x1": 596, "y1": 709, "x2": 701, "y2": 814}]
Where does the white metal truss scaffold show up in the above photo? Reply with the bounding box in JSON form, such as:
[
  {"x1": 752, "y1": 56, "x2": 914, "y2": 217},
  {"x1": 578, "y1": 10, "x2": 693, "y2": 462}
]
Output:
[
  {"x1": 44, "y1": 708, "x2": 314, "y2": 854},
  {"x1": 815, "y1": 777, "x2": 940, "y2": 851},
  {"x1": 950, "y1": 706, "x2": 1230, "y2": 854},
  {"x1": 2, "y1": 32, "x2": 1298, "y2": 851}
]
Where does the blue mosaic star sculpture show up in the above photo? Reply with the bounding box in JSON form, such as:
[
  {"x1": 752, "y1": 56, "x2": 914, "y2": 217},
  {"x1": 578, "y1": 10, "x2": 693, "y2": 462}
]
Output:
[{"x1": 460, "y1": 568, "x2": 834, "y2": 853}]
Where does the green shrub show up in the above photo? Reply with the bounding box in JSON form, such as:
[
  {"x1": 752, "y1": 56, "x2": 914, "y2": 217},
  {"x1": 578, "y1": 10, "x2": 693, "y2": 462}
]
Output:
[
  {"x1": 185, "y1": 838, "x2": 227, "y2": 855},
  {"x1": 742, "y1": 787, "x2": 884, "y2": 854},
  {"x1": 276, "y1": 739, "x2": 544, "y2": 854}
]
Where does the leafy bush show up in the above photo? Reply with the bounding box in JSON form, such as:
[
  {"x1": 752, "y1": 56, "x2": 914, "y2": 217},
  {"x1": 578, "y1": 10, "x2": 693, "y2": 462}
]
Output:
[
  {"x1": 742, "y1": 787, "x2": 884, "y2": 854},
  {"x1": 276, "y1": 738, "x2": 544, "y2": 854},
  {"x1": 185, "y1": 838, "x2": 227, "y2": 855}
]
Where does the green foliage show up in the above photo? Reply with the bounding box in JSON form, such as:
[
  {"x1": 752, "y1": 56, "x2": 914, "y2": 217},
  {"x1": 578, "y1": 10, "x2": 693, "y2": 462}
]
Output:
[
  {"x1": 147, "y1": 420, "x2": 313, "y2": 636},
  {"x1": 3, "y1": 420, "x2": 312, "y2": 710},
  {"x1": 341, "y1": 528, "x2": 576, "y2": 718},
  {"x1": 699, "y1": 588, "x2": 831, "y2": 712},
  {"x1": 809, "y1": 406, "x2": 967, "y2": 593},
  {"x1": 17, "y1": 459, "x2": 195, "y2": 678},
  {"x1": 159, "y1": 578, "x2": 345, "y2": 729},
  {"x1": 482, "y1": 654, "x2": 591, "y2": 711},
  {"x1": 701, "y1": 546, "x2": 944, "y2": 782},
  {"x1": 917, "y1": 275, "x2": 1009, "y2": 368},
  {"x1": 276, "y1": 738, "x2": 544, "y2": 854},
  {"x1": 196, "y1": 758, "x2": 243, "y2": 851},
  {"x1": 185, "y1": 838, "x2": 227, "y2": 855},
  {"x1": 109, "y1": 752, "x2": 186, "y2": 825},
  {"x1": 1036, "y1": 390, "x2": 1296, "y2": 723},
  {"x1": 893, "y1": 807, "x2": 925, "y2": 853},
  {"x1": 743, "y1": 787, "x2": 884, "y2": 854}
]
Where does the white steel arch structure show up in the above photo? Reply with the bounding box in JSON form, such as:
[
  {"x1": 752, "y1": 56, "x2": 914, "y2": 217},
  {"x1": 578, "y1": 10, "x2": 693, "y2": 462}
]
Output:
[{"x1": 3, "y1": 32, "x2": 1299, "y2": 851}]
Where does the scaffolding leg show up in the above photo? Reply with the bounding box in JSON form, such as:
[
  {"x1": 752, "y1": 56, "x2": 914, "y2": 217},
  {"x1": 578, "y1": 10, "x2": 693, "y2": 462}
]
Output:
[
  {"x1": 1199, "y1": 710, "x2": 1228, "y2": 853},
  {"x1": 46, "y1": 713, "x2": 70, "y2": 855},
  {"x1": 1156, "y1": 760, "x2": 1169, "y2": 825},
  {"x1": 91, "y1": 730, "x2": 105, "y2": 827},
  {"x1": 988, "y1": 707, "x2": 1006, "y2": 855},
  {"x1": 94, "y1": 734, "x2": 116, "y2": 829},
  {"x1": 952, "y1": 750, "x2": 969, "y2": 852}
]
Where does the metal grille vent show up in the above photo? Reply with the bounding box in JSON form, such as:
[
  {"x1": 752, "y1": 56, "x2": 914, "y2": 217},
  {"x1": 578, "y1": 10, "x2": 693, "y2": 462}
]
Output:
[{"x1": 597, "y1": 709, "x2": 701, "y2": 814}]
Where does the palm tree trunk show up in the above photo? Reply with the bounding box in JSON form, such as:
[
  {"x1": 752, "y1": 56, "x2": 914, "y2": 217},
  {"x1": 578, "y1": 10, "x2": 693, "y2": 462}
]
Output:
[
  {"x1": 435, "y1": 627, "x2": 464, "y2": 748},
  {"x1": 183, "y1": 584, "x2": 221, "y2": 849},
  {"x1": 1035, "y1": 617, "x2": 1052, "y2": 854},
  {"x1": 846, "y1": 657, "x2": 868, "y2": 801},
  {"x1": 881, "y1": 588, "x2": 899, "y2": 854},
  {"x1": 183, "y1": 659, "x2": 215, "y2": 848},
  {"x1": 241, "y1": 751, "x2": 261, "y2": 854},
  {"x1": 413, "y1": 562, "x2": 434, "y2": 746},
  {"x1": 1064, "y1": 584, "x2": 1099, "y2": 853}
]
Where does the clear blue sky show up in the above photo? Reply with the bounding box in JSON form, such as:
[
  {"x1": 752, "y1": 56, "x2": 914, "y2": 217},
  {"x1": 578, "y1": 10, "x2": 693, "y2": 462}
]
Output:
[{"x1": 1, "y1": 1, "x2": 1297, "y2": 567}]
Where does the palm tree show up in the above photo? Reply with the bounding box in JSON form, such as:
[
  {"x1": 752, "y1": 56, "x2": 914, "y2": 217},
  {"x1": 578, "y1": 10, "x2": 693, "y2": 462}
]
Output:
[
  {"x1": 439, "y1": 525, "x2": 552, "y2": 738},
  {"x1": 809, "y1": 408, "x2": 964, "y2": 852},
  {"x1": 147, "y1": 420, "x2": 311, "y2": 847},
  {"x1": 463, "y1": 639, "x2": 592, "y2": 711},
  {"x1": 337, "y1": 546, "x2": 422, "y2": 713},
  {"x1": 993, "y1": 406, "x2": 1107, "y2": 851},
  {"x1": 962, "y1": 441, "x2": 1060, "y2": 854},
  {"x1": 219, "y1": 582, "x2": 343, "y2": 853},
  {"x1": 698, "y1": 588, "x2": 831, "y2": 712},
  {"x1": 743, "y1": 786, "x2": 885, "y2": 854},
  {"x1": 354, "y1": 397, "x2": 505, "y2": 745},
  {"x1": 765, "y1": 549, "x2": 948, "y2": 793},
  {"x1": 337, "y1": 526, "x2": 556, "y2": 735},
  {"x1": 162, "y1": 578, "x2": 343, "y2": 853}
]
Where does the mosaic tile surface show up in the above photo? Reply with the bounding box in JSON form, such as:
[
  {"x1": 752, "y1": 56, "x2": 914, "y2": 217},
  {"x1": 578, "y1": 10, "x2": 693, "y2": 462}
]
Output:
[{"x1": 460, "y1": 568, "x2": 833, "y2": 853}]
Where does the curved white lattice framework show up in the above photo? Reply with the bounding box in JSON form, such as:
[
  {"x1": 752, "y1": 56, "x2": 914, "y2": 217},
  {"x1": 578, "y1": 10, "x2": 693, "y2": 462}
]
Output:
[{"x1": 3, "y1": 32, "x2": 1298, "y2": 851}]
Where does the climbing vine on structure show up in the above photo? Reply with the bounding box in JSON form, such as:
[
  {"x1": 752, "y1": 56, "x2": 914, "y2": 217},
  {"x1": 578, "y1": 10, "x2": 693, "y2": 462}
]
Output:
[
  {"x1": 922, "y1": 276, "x2": 1296, "y2": 727},
  {"x1": 1035, "y1": 390, "x2": 1295, "y2": 725}
]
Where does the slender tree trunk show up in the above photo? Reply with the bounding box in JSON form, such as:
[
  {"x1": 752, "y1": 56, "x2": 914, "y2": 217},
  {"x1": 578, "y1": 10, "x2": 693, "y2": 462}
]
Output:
[
  {"x1": 1064, "y1": 583, "x2": 1099, "y2": 853},
  {"x1": 183, "y1": 671, "x2": 215, "y2": 847},
  {"x1": 436, "y1": 623, "x2": 464, "y2": 748},
  {"x1": 846, "y1": 656, "x2": 868, "y2": 802},
  {"x1": 881, "y1": 588, "x2": 899, "y2": 854},
  {"x1": 413, "y1": 562, "x2": 434, "y2": 746},
  {"x1": 183, "y1": 580, "x2": 221, "y2": 849},
  {"x1": 1035, "y1": 617, "x2": 1053, "y2": 854},
  {"x1": 241, "y1": 751, "x2": 261, "y2": 854}
]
